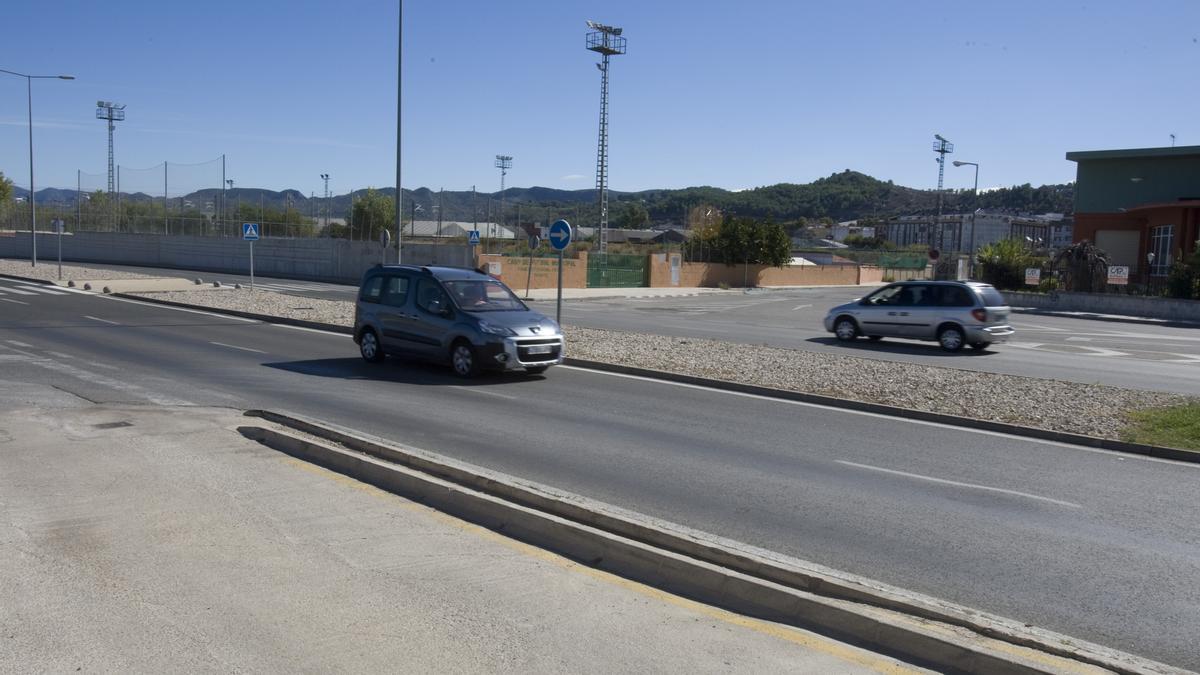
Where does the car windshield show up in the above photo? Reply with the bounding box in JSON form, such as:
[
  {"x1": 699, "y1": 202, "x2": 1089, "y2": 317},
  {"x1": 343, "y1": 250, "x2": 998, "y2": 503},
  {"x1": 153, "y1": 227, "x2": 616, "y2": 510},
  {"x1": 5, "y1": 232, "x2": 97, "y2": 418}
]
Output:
[
  {"x1": 444, "y1": 279, "x2": 526, "y2": 312},
  {"x1": 863, "y1": 285, "x2": 903, "y2": 305}
]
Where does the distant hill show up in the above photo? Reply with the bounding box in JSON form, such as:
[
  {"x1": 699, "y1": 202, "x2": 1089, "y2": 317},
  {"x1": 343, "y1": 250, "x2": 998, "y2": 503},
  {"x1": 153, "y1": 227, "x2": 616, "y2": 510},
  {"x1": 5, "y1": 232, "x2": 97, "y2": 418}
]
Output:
[{"x1": 16, "y1": 171, "x2": 1075, "y2": 224}]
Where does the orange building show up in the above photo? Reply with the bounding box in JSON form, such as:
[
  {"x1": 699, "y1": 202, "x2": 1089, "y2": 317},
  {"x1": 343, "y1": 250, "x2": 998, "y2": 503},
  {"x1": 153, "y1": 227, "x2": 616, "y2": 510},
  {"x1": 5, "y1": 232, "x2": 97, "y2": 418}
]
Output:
[{"x1": 1067, "y1": 146, "x2": 1200, "y2": 278}]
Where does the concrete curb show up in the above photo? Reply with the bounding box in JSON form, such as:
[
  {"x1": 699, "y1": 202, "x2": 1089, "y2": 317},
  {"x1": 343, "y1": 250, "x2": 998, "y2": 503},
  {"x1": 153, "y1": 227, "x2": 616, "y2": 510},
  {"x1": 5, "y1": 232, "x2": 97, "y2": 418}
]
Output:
[
  {"x1": 563, "y1": 358, "x2": 1200, "y2": 465},
  {"x1": 110, "y1": 293, "x2": 355, "y2": 335},
  {"x1": 240, "y1": 410, "x2": 1179, "y2": 675},
  {"x1": 106, "y1": 289, "x2": 1198, "y2": 465}
]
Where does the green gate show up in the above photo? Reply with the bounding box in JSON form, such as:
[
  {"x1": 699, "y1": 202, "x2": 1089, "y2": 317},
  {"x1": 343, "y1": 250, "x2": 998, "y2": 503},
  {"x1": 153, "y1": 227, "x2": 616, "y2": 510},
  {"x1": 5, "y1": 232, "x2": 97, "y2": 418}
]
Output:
[{"x1": 587, "y1": 253, "x2": 648, "y2": 288}]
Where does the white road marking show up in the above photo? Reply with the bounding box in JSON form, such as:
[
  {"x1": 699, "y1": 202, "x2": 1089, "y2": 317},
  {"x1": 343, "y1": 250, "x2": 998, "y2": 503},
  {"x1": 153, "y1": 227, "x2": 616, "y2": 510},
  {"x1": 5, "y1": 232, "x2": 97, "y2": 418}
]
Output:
[
  {"x1": 1, "y1": 287, "x2": 36, "y2": 295},
  {"x1": 791, "y1": 304, "x2": 813, "y2": 311},
  {"x1": 0, "y1": 340, "x2": 191, "y2": 406},
  {"x1": 0, "y1": 298, "x2": 28, "y2": 305},
  {"x1": 94, "y1": 294, "x2": 259, "y2": 322},
  {"x1": 209, "y1": 341, "x2": 267, "y2": 354},
  {"x1": 449, "y1": 385, "x2": 517, "y2": 400},
  {"x1": 1065, "y1": 337, "x2": 1093, "y2": 342},
  {"x1": 6, "y1": 340, "x2": 33, "y2": 348},
  {"x1": 559, "y1": 366, "x2": 1200, "y2": 468},
  {"x1": 83, "y1": 315, "x2": 120, "y2": 325},
  {"x1": 834, "y1": 460, "x2": 1082, "y2": 508},
  {"x1": 46, "y1": 351, "x2": 74, "y2": 359}
]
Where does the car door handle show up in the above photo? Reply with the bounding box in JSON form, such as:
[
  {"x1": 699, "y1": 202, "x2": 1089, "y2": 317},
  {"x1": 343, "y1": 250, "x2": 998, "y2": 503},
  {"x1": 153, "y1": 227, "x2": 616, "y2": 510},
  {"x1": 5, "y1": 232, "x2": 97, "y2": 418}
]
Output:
[
  {"x1": 898, "y1": 312, "x2": 909, "y2": 316},
  {"x1": 887, "y1": 311, "x2": 898, "y2": 316}
]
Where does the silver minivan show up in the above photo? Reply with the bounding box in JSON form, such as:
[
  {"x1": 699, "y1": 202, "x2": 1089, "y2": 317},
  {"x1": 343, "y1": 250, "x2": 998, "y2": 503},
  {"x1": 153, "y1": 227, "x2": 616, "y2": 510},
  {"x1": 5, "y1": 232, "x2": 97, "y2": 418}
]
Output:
[
  {"x1": 354, "y1": 265, "x2": 565, "y2": 377},
  {"x1": 823, "y1": 281, "x2": 1014, "y2": 351}
]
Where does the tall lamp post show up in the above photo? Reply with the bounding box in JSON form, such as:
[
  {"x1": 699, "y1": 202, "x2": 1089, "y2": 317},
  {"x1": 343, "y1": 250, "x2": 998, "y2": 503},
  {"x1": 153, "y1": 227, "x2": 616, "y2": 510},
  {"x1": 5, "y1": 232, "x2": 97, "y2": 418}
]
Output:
[
  {"x1": 953, "y1": 160, "x2": 979, "y2": 276},
  {"x1": 0, "y1": 69, "x2": 75, "y2": 267}
]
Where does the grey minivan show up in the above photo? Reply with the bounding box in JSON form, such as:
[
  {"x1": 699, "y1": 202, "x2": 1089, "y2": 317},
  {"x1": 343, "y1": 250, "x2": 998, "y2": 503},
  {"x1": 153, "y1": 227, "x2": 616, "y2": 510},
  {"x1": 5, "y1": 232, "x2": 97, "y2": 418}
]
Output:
[
  {"x1": 354, "y1": 265, "x2": 565, "y2": 377},
  {"x1": 823, "y1": 281, "x2": 1014, "y2": 351}
]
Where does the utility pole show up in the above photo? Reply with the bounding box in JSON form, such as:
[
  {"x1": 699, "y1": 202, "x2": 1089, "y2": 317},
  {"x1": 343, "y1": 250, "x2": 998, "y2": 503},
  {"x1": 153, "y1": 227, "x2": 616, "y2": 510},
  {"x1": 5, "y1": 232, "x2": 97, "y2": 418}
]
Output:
[{"x1": 320, "y1": 174, "x2": 330, "y2": 230}]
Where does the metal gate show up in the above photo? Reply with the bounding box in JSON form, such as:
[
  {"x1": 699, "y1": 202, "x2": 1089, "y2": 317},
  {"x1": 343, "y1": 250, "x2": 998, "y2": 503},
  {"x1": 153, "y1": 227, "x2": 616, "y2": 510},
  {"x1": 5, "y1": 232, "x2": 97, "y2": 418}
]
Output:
[{"x1": 587, "y1": 253, "x2": 647, "y2": 288}]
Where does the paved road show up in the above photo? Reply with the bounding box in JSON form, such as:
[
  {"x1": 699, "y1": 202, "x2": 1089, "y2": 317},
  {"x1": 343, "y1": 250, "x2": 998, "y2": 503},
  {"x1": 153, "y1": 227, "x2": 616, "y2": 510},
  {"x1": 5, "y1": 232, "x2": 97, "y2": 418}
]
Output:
[
  {"x1": 18, "y1": 260, "x2": 1200, "y2": 394},
  {"x1": 554, "y1": 287, "x2": 1200, "y2": 395},
  {"x1": 1, "y1": 276, "x2": 1198, "y2": 670}
]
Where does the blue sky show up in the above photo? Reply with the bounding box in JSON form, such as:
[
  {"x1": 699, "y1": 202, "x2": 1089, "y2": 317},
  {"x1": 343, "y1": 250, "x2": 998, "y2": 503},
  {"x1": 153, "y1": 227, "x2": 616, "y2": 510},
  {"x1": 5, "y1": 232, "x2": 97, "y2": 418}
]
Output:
[{"x1": 2, "y1": 0, "x2": 1198, "y2": 197}]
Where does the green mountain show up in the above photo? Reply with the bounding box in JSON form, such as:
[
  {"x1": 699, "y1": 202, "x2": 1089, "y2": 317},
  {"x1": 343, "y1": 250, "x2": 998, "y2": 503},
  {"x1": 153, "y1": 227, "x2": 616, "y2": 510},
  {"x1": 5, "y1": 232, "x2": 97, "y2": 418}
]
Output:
[{"x1": 22, "y1": 171, "x2": 1074, "y2": 225}]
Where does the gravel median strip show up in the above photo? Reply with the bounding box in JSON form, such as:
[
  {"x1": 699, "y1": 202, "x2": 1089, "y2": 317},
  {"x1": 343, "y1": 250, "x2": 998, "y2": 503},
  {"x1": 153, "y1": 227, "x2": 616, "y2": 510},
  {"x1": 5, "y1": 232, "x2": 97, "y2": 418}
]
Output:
[
  {"x1": 0, "y1": 258, "x2": 160, "y2": 283},
  {"x1": 133, "y1": 288, "x2": 1194, "y2": 441}
]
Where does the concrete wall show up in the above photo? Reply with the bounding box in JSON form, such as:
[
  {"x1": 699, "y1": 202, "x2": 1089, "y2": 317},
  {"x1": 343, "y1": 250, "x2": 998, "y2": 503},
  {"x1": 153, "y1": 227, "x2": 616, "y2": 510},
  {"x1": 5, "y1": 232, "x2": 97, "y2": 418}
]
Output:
[
  {"x1": 1006, "y1": 290, "x2": 1200, "y2": 323},
  {"x1": 0, "y1": 231, "x2": 474, "y2": 285},
  {"x1": 648, "y1": 258, "x2": 863, "y2": 288},
  {"x1": 476, "y1": 252, "x2": 588, "y2": 290}
]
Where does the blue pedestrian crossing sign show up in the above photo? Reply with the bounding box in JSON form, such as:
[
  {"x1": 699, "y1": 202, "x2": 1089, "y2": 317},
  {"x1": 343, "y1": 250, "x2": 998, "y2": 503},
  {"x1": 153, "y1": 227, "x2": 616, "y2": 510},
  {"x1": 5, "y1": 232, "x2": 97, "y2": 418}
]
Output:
[
  {"x1": 468, "y1": 230, "x2": 480, "y2": 246},
  {"x1": 242, "y1": 223, "x2": 260, "y2": 241}
]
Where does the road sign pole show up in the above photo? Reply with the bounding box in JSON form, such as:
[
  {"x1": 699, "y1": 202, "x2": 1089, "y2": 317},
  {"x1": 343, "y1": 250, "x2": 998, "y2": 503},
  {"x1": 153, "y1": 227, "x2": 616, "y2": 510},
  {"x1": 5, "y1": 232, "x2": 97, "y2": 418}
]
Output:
[
  {"x1": 250, "y1": 240, "x2": 254, "y2": 291},
  {"x1": 557, "y1": 249, "x2": 563, "y2": 325},
  {"x1": 56, "y1": 219, "x2": 62, "y2": 281}
]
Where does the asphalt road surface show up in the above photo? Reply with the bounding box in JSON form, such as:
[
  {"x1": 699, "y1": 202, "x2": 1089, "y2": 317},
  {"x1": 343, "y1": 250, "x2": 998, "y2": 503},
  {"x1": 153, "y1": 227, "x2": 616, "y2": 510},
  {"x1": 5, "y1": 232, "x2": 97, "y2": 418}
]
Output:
[
  {"x1": 1, "y1": 277, "x2": 1198, "y2": 670},
  {"x1": 24, "y1": 260, "x2": 1200, "y2": 394}
]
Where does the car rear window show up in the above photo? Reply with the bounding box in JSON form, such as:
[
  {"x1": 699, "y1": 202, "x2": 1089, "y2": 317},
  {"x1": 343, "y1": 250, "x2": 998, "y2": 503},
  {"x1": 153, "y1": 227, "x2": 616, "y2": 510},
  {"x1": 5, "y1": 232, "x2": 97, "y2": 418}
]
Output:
[{"x1": 976, "y1": 286, "x2": 1007, "y2": 307}]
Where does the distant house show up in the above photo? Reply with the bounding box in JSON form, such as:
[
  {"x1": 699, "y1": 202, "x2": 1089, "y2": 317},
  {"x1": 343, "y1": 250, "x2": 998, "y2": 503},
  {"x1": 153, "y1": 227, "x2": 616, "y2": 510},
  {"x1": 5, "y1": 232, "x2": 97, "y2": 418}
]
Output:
[{"x1": 1067, "y1": 145, "x2": 1200, "y2": 277}]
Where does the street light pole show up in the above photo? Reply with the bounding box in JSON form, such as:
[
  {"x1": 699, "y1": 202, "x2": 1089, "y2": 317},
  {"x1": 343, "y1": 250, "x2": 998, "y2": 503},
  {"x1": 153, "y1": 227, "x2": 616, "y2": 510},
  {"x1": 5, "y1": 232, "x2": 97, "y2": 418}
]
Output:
[
  {"x1": 0, "y1": 69, "x2": 74, "y2": 267},
  {"x1": 953, "y1": 160, "x2": 980, "y2": 276}
]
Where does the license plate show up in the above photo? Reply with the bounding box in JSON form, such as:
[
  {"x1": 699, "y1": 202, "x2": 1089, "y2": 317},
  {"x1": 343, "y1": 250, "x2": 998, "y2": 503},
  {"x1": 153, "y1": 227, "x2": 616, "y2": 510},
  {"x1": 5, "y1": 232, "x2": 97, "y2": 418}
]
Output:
[{"x1": 527, "y1": 345, "x2": 553, "y2": 355}]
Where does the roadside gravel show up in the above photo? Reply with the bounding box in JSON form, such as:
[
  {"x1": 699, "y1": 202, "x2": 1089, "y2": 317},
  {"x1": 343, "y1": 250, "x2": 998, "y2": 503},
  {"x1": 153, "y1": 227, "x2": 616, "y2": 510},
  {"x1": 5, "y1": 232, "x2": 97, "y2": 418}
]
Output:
[
  {"x1": 134, "y1": 288, "x2": 1193, "y2": 440},
  {"x1": 0, "y1": 258, "x2": 157, "y2": 282}
]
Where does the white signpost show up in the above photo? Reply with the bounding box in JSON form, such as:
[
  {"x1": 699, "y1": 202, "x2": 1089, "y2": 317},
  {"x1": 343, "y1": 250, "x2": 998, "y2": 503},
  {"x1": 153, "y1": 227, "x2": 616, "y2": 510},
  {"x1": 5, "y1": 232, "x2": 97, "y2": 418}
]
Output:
[
  {"x1": 1107, "y1": 265, "x2": 1129, "y2": 286},
  {"x1": 243, "y1": 223, "x2": 260, "y2": 290},
  {"x1": 1025, "y1": 268, "x2": 1041, "y2": 286}
]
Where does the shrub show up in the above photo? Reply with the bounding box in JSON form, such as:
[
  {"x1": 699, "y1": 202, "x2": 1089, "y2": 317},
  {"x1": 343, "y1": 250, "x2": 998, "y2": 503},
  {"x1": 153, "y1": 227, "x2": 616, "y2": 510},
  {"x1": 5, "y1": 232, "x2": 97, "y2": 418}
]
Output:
[
  {"x1": 881, "y1": 275, "x2": 895, "y2": 283},
  {"x1": 976, "y1": 239, "x2": 1043, "y2": 291}
]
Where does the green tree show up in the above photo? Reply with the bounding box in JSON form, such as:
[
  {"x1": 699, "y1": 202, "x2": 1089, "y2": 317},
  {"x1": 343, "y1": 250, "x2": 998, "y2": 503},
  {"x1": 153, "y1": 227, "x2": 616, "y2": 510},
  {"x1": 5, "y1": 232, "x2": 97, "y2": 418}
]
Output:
[
  {"x1": 617, "y1": 201, "x2": 649, "y2": 229},
  {"x1": 347, "y1": 188, "x2": 395, "y2": 241},
  {"x1": 1166, "y1": 243, "x2": 1200, "y2": 299},
  {"x1": 708, "y1": 216, "x2": 791, "y2": 267},
  {"x1": 0, "y1": 171, "x2": 12, "y2": 206}
]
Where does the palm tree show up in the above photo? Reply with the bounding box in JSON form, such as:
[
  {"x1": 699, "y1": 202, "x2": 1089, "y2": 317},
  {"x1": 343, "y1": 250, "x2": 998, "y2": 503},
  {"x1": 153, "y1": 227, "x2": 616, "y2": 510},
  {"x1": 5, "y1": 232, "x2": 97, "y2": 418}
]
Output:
[{"x1": 1051, "y1": 240, "x2": 1109, "y2": 293}]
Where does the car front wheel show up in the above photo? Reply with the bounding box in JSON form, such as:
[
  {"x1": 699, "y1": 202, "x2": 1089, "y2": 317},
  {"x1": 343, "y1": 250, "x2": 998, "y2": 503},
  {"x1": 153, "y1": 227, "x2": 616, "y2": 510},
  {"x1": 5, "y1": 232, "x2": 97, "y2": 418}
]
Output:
[
  {"x1": 451, "y1": 341, "x2": 480, "y2": 378},
  {"x1": 834, "y1": 317, "x2": 859, "y2": 342},
  {"x1": 359, "y1": 329, "x2": 384, "y2": 363}
]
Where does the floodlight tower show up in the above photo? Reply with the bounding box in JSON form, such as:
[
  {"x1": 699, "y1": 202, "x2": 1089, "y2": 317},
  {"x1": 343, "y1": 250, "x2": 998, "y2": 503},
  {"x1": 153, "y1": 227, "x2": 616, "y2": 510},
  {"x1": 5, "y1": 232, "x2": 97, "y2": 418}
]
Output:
[
  {"x1": 586, "y1": 20, "x2": 626, "y2": 255},
  {"x1": 95, "y1": 101, "x2": 126, "y2": 196},
  {"x1": 932, "y1": 134, "x2": 954, "y2": 250},
  {"x1": 494, "y1": 155, "x2": 512, "y2": 250}
]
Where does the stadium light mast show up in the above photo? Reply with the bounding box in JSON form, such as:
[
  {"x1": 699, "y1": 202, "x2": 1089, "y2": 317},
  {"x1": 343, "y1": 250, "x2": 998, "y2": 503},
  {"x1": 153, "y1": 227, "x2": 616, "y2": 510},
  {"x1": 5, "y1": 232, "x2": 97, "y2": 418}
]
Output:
[
  {"x1": 932, "y1": 134, "x2": 954, "y2": 251},
  {"x1": 494, "y1": 155, "x2": 512, "y2": 253},
  {"x1": 586, "y1": 20, "x2": 626, "y2": 256},
  {"x1": 95, "y1": 101, "x2": 126, "y2": 197}
]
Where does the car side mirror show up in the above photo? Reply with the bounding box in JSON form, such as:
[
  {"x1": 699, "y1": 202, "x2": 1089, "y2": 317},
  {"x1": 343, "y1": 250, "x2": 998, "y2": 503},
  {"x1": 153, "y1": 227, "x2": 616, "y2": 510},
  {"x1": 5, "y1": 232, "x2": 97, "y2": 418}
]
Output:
[{"x1": 858, "y1": 297, "x2": 871, "y2": 306}]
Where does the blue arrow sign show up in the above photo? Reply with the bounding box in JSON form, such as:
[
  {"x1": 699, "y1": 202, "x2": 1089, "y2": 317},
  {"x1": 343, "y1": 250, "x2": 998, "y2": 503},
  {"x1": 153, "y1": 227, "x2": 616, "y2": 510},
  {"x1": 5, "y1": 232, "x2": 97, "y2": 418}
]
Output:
[
  {"x1": 242, "y1": 223, "x2": 260, "y2": 240},
  {"x1": 468, "y1": 230, "x2": 480, "y2": 246},
  {"x1": 548, "y1": 219, "x2": 572, "y2": 251}
]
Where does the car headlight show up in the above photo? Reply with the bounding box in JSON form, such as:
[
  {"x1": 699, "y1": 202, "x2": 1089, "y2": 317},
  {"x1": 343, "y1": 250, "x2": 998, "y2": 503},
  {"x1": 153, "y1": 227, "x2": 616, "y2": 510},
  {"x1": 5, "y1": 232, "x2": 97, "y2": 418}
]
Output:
[{"x1": 479, "y1": 320, "x2": 516, "y2": 336}]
